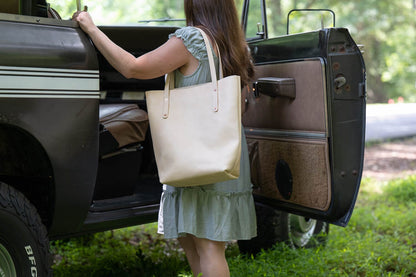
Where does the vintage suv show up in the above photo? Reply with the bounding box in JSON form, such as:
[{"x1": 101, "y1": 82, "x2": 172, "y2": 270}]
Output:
[{"x1": 0, "y1": 0, "x2": 366, "y2": 275}]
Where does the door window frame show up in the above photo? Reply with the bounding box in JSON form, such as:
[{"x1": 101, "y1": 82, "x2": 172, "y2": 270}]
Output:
[{"x1": 241, "y1": 0, "x2": 268, "y2": 41}]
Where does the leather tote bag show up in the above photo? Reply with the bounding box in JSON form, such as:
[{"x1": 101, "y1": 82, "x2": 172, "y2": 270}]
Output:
[{"x1": 145, "y1": 28, "x2": 241, "y2": 187}]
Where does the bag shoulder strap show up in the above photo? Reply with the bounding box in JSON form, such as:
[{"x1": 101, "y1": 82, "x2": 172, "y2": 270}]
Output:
[
  {"x1": 196, "y1": 28, "x2": 223, "y2": 79},
  {"x1": 166, "y1": 27, "x2": 222, "y2": 87},
  {"x1": 195, "y1": 28, "x2": 221, "y2": 112},
  {"x1": 162, "y1": 28, "x2": 222, "y2": 118}
]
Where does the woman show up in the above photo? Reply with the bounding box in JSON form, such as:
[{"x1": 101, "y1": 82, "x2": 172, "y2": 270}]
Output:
[{"x1": 73, "y1": 0, "x2": 256, "y2": 276}]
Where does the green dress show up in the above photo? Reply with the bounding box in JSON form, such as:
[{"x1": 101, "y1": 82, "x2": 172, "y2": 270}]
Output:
[{"x1": 157, "y1": 26, "x2": 257, "y2": 242}]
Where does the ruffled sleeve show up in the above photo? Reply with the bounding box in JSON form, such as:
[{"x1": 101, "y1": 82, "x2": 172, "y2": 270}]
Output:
[{"x1": 169, "y1": 26, "x2": 208, "y2": 61}]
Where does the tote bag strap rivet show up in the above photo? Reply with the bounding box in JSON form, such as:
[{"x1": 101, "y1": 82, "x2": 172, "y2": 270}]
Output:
[
  {"x1": 162, "y1": 75, "x2": 170, "y2": 119},
  {"x1": 213, "y1": 87, "x2": 218, "y2": 112}
]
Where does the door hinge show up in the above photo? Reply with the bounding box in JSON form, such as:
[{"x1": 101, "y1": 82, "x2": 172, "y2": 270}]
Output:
[{"x1": 359, "y1": 81, "x2": 367, "y2": 98}]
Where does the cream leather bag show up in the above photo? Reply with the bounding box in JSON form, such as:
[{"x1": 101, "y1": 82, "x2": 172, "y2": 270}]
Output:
[{"x1": 145, "y1": 28, "x2": 241, "y2": 187}]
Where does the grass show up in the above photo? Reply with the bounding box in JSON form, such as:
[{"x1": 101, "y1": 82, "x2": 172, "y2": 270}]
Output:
[{"x1": 51, "y1": 176, "x2": 416, "y2": 276}]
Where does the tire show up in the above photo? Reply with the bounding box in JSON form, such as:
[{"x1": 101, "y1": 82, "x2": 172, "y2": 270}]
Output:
[
  {"x1": 0, "y1": 182, "x2": 51, "y2": 276},
  {"x1": 286, "y1": 213, "x2": 329, "y2": 249},
  {"x1": 238, "y1": 202, "x2": 329, "y2": 255}
]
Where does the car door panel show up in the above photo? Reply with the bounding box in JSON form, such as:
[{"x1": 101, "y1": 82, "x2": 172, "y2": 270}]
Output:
[
  {"x1": 243, "y1": 58, "x2": 332, "y2": 212},
  {"x1": 243, "y1": 59, "x2": 327, "y2": 132},
  {"x1": 244, "y1": 28, "x2": 365, "y2": 226}
]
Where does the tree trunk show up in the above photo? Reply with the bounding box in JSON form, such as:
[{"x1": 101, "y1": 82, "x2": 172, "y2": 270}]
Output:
[{"x1": 266, "y1": 0, "x2": 282, "y2": 36}]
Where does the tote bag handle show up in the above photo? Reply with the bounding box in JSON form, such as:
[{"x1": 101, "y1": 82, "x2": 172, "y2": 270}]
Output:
[{"x1": 162, "y1": 28, "x2": 223, "y2": 119}]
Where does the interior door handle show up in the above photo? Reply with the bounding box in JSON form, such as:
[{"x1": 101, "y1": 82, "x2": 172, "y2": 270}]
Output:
[{"x1": 253, "y1": 77, "x2": 296, "y2": 99}]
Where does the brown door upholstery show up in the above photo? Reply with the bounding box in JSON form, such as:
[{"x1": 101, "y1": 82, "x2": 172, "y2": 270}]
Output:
[
  {"x1": 243, "y1": 59, "x2": 327, "y2": 133},
  {"x1": 244, "y1": 59, "x2": 332, "y2": 211}
]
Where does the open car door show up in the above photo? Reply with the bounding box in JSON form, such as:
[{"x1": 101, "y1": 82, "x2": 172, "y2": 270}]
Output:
[{"x1": 241, "y1": 1, "x2": 366, "y2": 227}]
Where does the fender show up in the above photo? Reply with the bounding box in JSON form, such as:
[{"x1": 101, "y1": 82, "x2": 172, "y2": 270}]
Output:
[{"x1": 0, "y1": 15, "x2": 100, "y2": 237}]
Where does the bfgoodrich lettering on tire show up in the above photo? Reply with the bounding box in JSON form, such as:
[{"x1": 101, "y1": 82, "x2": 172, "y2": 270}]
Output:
[
  {"x1": 238, "y1": 202, "x2": 329, "y2": 255},
  {"x1": 0, "y1": 182, "x2": 51, "y2": 276}
]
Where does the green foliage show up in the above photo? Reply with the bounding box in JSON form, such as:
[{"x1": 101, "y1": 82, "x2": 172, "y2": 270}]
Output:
[
  {"x1": 383, "y1": 175, "x2": 416, "y2": 203},
  {"x1": 51, "y1": 224, "x2": 188, "y2": 277},
  {"x1": 52, "y1": 176, "x2": 416, "y2": 276}
]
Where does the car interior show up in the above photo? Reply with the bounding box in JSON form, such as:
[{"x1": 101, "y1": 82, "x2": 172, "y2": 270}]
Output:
[{"x1": 90, "y1": 26, "x2": 177, "y2": 211}]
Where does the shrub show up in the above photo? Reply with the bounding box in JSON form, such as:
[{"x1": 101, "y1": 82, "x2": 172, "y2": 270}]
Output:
[{"x1": 383, "y1": 175, "x2": 416, "y2": 203}]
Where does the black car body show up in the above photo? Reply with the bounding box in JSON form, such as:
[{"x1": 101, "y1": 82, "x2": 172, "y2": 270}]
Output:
[{"x1": 0, "y1": 0, "x2": 365, "y2": 275}]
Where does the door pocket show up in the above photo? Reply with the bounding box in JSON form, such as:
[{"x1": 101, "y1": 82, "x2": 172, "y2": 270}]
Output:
[{"x1": 248, "y1": 137, "x2": 331, "y2": 211}]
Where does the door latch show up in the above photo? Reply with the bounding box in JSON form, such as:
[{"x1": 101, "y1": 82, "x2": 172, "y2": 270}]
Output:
[{"x1": 334, "y1": 75, "x2": 347, "y2": 89}]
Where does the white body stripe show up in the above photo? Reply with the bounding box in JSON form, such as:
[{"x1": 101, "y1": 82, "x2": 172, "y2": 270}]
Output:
[
  {"x1": 0, "y1": 66, "x2": 100, "y2": 99},
  {"x1": 0, "y1": 66, "x2": 99, "y2": 75}
]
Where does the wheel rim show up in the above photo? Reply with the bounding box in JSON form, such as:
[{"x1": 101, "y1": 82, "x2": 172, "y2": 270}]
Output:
[
  {"x1": 288, "y1": 214, "x2": 317, "y2": 248},
  {"x1": 0, "y1": 243, "x2": 16, "y2": 277}
]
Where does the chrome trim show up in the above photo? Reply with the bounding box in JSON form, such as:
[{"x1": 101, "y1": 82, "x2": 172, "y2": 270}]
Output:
[
  {"x1": 0, "y1": 93, "x2": 99, "y2": 99},
  {"x1": 100, "y1": 91, "x2": 107, "y2": 99},
  {"x1": 319, "y1": 58, "x2": 329, "y2": 137},
  {"x1": 122, "y1": 91, "x2": 146, "y2": 101},
  {"x1": 0, "y1": 66, "x2": 99, "y2": 76},
  {"x1": 245, "y1": 127, "x2": 326, "y2": 139},
  {"x1": 0, "y1": 12, "x2": 78, "y2": 28}
]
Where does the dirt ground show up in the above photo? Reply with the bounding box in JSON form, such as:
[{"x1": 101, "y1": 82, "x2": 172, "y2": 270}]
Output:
[{"x1": 363, "y1": 136, "x2": 416, "y2": 181}]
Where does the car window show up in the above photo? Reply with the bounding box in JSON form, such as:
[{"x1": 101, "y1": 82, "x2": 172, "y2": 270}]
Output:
[
  {"x1": 245, "y1": 0, "x2": 263, "y2": 39},
  {"x1": 49, "y1": 0, "x2": 246, "y2": 26},
  {"x1": 264, "y1": 4, "x2": 336, "y2": 38},
  {"x1": 48, "y1": 0, "x2": 184, "y2": 25},
  {"x1": 287, "y1": 9, "x2": 335, "y2": 35},
  {"x1": 244, "y1": 0, "x2": 295, "y2": 39},
  {"x1": 265, "y1": 0, "x2": 285, "y2": 38}
]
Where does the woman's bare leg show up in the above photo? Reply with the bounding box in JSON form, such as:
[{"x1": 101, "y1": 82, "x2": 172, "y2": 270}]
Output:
[
  {"x1": 178, "y1": 234, "x2": 201, "y2": 276},
  {"x1": 192, "y1": 236, "x2": 230, "y2": 277}
]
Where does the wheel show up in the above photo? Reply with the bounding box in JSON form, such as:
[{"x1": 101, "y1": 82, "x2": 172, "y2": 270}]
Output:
[
  {"x1": 238, "y1": 202, "x2": 329, "y2": 255},
  {"x1": 287, "y1": 213, "x2": 329, "y2": 248},
  {"x1": 0, "y1": 182, "x2": 51, "y2": 276}
]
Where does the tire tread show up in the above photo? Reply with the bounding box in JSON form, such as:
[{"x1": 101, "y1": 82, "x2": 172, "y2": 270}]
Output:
[{"x1": 0, "y1": 182, "x2": 51, "y2": 276}]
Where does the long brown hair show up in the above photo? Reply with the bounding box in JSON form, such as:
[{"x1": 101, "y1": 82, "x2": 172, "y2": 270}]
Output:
[{"x1": 184, "y1": 0, "x2": 255, "y2": 86}]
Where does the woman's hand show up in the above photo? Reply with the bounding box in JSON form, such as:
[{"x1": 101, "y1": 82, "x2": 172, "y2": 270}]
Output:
[
  {"x1": 72, "y1": 8, "x2": 96, "y2": 34},
  {"x1": 70, "y1": 9, "x2": 192, "y2": 80}
]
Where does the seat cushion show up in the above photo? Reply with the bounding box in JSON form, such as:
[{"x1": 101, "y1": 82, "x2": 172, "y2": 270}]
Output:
[{"x1": 99, "y1": 104, "x2": 149, "y2": 148}]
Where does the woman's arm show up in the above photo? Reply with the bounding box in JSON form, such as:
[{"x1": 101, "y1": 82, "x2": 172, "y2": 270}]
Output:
[{"x1": 73, "y1": 11, "x2": 193, "y2": 80}]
